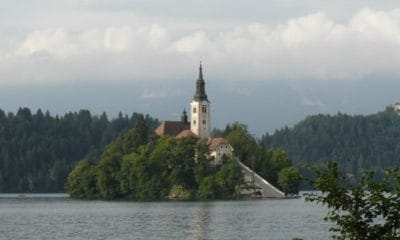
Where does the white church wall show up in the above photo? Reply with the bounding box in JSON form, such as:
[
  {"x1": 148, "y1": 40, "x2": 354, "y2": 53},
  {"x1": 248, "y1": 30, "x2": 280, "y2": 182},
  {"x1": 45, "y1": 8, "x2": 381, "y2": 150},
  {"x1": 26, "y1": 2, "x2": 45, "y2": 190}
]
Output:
[{"x1": 190, "y1": 100, "x2": 210, "y2": 139}]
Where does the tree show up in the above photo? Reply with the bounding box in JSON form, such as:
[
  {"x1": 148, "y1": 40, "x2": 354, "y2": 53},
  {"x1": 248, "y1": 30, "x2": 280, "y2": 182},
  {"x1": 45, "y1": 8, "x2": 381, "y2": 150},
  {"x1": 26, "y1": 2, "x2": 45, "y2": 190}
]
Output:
[
  {"x1": 277, "y1": 166, "x2": 301, "y2": 194},
  {"x1": 214, "y1": 157, "x2": 244, "y2": 198},
  {"x1": 114, "y1": 136, "x2": 201, "y2": 200},
  {"x1": 225, "y1": 122, "x2": 257, "y2": 164},
  {"x1": 197, "y1": 176, "x2": 216, "y2": 199},
  {"x1": 270, "y1": 149, "x2": 292, "y2": 171},
  {"x1": 266, "y1": 149, "x2": 293, "y2": 185},
  {"x1": 305, "y1": 162, "x2": 400, "y2": 240},
  {"x1": 96, "y1": 124, "x2": 150, "y2": 199},
  {"x1": 96, "y1": 148, "x2": 123, "y2": 199},
  {"x1": 66, "y1": 159, "x2": 98, "y2": 199}
]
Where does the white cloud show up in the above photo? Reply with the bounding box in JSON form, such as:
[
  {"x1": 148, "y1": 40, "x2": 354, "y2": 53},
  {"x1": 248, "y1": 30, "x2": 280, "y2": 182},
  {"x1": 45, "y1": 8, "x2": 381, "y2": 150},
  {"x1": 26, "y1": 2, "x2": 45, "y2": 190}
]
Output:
[
  {"x1": 173, "y1": 31, "x2": 211, "y2": 53},
  {"x1": 279, "y1": 12, "x2": 336, "y2": 47},
  {"x1": 16, "y1": 24, "x2": 169, "y2": 57},
  {"x1": 349, "y1": 8, "x2": 400, "y2": 42},
  {"x1": 2, "y1": 7, "x2": 400, "y2": 85},
  {"x1": 17, "y1": 29, "x2": 76, "y2": 58},
  {"x1": 137, "y1": 24, "x2": 169, "y2": 49},
  {"x1": 103, "y1": 26, "x2": 133, "y2": 52}
]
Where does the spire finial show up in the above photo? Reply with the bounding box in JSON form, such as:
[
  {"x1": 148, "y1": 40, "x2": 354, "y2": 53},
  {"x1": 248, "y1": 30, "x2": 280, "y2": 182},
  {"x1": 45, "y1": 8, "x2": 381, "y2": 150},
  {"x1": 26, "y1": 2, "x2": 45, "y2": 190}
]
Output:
[
  {"x1": 198, "y1": 62, "x2": 203, "y2": 80},
  {"x1": 193, "y1": 62, "x2": 208, "y2": 102}
]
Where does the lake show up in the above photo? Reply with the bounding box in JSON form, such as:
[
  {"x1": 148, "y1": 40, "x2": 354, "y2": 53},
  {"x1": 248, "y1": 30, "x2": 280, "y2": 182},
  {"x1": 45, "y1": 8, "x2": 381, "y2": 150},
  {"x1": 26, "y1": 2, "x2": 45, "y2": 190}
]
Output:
[{"x1": 0, "y1": 193, "x2": 331, "y2": 240}]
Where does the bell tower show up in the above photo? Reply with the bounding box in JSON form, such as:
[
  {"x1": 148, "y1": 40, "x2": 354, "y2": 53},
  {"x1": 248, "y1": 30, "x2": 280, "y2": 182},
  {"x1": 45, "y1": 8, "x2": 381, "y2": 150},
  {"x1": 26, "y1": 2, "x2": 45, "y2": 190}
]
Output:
[{"x1": 190, "y1": 63, "x2": 211, "y2": 139}]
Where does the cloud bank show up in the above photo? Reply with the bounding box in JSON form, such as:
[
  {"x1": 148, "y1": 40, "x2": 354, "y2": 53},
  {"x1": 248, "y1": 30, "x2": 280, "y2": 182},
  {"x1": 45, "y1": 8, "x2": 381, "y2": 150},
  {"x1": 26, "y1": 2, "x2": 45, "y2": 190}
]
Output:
[{"x1": 1, "y1": 6, "x2": 400, "y2": 85}]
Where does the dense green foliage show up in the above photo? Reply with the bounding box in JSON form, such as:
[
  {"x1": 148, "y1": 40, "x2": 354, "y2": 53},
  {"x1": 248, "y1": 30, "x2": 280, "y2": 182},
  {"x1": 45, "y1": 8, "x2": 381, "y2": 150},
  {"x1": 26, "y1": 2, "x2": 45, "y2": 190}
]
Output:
[
  {"x1": 223, "y1": 123, "x2": 301, "y2": 194},
  {"x1": 0, "y1": 107, "x2": 158, "y2": 193},
  {"x1": 305, "y1": 162, "x2": 400, "y2": 240},
  {"x1": 67, "y1": 159, "x2": 97, "y2": 199},
  {"x1": 277, "y1": 166, "x2": 302, "y2": 194},
  {"x1": 67, "y1": 122, "x2": 245, "y2": 200},
  {"x1": 262, "y1": 108, "x2": 400, "y2": 180}
]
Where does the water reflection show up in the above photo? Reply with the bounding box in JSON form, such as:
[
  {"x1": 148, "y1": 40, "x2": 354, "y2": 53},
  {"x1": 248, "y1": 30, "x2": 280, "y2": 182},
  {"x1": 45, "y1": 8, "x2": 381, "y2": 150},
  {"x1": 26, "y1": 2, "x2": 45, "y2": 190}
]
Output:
[
  {"x1": 0, "y1": 195, "x2": 330, "y2": 240},
  {"x1": 190, "y1": 202, "x2": 214, "y2": 240}
]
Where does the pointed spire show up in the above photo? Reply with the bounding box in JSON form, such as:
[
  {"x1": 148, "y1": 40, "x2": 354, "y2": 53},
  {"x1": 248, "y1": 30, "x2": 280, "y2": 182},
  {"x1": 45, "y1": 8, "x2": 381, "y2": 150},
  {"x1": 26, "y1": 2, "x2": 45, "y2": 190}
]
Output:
[
  {"x1": 181, "y1": 108, "x2": 188, "y2": 124},
  {"x1": 193, "y1": 62, "x2": 209, "y2": 102},
  {"x1": 198, "y1": 62, "x2": 203, "y2": 80}
]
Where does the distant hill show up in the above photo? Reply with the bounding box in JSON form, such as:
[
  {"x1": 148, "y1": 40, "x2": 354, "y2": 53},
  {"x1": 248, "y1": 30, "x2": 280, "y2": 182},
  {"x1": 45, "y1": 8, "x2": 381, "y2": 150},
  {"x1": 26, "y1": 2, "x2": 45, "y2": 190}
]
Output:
[
  {"x1": 262, "y1": 107, "x2": 400, "y2": 179},
  {"x1": 0, "y1": 108, "x2": 158, "y2": 193}
]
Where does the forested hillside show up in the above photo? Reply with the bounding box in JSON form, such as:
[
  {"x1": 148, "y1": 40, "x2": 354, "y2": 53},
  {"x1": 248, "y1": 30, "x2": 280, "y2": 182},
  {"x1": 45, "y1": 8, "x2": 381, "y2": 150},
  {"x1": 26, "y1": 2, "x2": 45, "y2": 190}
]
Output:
[
  {"x1": 0, "y1": 108, "x2": 158, "y2": 193},
  {"x1": 262, "y1": 107, "x2": 400, "y2": 179}
]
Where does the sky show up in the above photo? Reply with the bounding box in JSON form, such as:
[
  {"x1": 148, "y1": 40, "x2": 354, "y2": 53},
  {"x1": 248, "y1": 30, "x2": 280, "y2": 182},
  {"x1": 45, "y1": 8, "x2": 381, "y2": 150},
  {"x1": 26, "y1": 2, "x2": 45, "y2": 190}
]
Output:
[{"x1": 1, "y1": 0, "x2": 400, "y2": 134}]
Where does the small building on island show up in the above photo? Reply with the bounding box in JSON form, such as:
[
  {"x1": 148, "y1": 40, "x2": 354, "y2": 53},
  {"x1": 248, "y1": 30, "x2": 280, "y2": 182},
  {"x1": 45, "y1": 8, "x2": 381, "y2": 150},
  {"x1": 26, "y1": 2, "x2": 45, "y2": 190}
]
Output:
[
  {"x1": 208, "y1": 137, "x2": 234, "y2": 165},
  {"x1": 390, "y1": 102, "x2": 400, "y2": 114}
]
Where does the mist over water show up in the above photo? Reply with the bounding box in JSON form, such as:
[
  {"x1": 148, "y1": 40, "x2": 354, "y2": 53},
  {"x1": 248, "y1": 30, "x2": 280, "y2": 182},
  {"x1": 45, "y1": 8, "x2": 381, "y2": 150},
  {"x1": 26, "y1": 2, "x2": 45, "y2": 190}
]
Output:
[{"x1": 0, "y1": 194, "x2": 330, "y2": 240}]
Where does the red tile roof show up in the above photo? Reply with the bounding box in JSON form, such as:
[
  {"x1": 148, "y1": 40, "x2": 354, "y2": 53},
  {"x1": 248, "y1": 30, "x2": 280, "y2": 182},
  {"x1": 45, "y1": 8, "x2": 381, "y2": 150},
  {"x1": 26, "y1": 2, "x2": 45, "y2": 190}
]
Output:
[
  {"x1": 176, "y1": 130, "x2": 198, "y2": 138},
  {"x1": 155, "y1": 121, "x2": 190, "y2": 137},
  {"x1": 208, "y1": 137, "x2": 229, "y2": 151}
]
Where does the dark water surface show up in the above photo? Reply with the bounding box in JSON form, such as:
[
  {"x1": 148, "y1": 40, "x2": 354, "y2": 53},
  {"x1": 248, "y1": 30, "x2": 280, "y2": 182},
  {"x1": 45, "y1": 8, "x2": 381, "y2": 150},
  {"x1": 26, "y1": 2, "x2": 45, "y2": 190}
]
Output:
[{"x1": 0, "y1": 193, "x2": 330, "y2": 240}]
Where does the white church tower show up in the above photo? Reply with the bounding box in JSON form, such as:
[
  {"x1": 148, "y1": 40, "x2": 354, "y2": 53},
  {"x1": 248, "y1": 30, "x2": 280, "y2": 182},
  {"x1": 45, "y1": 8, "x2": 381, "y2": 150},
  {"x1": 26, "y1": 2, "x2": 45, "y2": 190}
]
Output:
[{"x1": 190, "y1": 63, "x2": 211, "y2": 139}]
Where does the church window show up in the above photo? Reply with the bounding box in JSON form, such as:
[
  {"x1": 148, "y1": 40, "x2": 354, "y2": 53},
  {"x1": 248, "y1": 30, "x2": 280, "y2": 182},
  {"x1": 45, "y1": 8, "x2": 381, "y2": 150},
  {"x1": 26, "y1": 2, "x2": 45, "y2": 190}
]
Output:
[
  {"x1": 193, "y1": 120, "x2": 196, "y2": 125},
  {"x1": 202, "y1": 106, "x2": 207, "y2": 113},
  {"x1": 193, "y1": 107, "x2": 197, "y2": 113}
]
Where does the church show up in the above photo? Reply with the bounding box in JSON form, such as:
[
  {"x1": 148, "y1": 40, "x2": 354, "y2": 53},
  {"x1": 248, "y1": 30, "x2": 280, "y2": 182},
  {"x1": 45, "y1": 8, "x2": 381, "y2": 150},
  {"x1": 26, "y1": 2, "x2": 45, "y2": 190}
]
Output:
[
  {"x1": 155, "y1": 64, "x2": 287, "y2": 198},
  {"x1": 155, "y1": 63, "x2": 233, "y2": 165}
]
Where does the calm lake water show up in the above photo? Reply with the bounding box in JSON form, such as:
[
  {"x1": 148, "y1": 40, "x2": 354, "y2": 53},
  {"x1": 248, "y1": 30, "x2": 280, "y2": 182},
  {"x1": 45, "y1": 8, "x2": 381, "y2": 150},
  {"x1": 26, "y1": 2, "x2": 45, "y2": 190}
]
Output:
[{"x1": 0, "y1": 193, "x2": 331, "y2": 240}]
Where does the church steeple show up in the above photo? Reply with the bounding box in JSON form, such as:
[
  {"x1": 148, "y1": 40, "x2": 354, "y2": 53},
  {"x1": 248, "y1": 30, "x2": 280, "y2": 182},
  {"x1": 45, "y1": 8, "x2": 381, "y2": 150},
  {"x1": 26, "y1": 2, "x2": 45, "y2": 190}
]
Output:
[
  {"x1": 181, "y1": 109, "x2": 188, "y2": 124},
  {"x1": 190, "y1": 62, "x2": 211, "y2": 139},
  {"x1": 193, "y1": 63, "x2": 208, "y2": 102}
]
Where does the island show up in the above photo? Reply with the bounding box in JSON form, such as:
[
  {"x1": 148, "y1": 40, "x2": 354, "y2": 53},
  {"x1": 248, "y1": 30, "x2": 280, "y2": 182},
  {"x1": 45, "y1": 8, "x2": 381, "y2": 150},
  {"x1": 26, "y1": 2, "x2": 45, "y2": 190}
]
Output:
[{"x1": 67, "y1": 64, "x2": 301, "y2": 200}]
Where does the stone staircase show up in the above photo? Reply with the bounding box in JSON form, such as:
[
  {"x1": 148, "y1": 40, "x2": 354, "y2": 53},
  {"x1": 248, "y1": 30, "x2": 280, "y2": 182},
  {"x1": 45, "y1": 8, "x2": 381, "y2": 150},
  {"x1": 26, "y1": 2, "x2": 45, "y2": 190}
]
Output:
[{"x1": 237, "y1": 159, "x2": 286, "y2": 198}]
